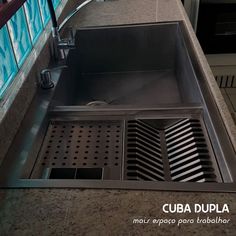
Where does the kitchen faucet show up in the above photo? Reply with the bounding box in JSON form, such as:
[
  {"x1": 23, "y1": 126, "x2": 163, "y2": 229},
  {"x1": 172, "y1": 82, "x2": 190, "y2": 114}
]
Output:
[
  {"x1": 47, "y1": 0, "x2": 105, "y2": 61},
  {"x1": 40, "y1": 0, "x2": 105, "y2": 89}
]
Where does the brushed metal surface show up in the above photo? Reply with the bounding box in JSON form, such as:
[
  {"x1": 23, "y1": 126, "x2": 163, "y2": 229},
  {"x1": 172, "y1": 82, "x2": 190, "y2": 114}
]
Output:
[{"x1": 31, "y1": 120, "x2": 123, "y2": 180}]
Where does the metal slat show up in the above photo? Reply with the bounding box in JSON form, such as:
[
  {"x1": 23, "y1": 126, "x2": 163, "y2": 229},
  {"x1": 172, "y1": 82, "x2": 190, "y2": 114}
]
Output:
[
  {"x1": 127, "y1": 159, "x2": 164, "y2": 177},
  {"x1": 127, "y1": 152, "x2": 163, "y2": 168},
  {"x1": 128, "y1": 138, "x2": 162, "y2": 154}
]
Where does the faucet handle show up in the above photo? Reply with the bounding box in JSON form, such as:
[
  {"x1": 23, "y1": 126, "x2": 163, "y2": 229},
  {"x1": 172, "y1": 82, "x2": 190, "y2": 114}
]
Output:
[
  {"x1": 68, "y1": 27, "x2": 75, "y2": 43},
  {"x1": 57, "y1": 27, "x2": 76, "y2": 50}
]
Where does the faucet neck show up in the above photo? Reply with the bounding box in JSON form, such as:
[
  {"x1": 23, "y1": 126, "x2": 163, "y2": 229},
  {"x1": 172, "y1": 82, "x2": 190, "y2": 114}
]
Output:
[{"x1": 46, "y1": 0, "x2": 58, "y2": 28}]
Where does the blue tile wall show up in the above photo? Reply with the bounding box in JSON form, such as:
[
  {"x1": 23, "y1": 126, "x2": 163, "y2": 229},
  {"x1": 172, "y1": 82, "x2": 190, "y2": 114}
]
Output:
[
  {"x1": 0, "y1": 26, "x2": 18, "y2": 97},
  {"x1": 0, "y1": 0, "x2": 62, "y2": 98},
  {"x1": 7, "y1": 7, "x2": 32, "y2": 67},
  {"x1": 24, "y1": 0, "x2": 43, "y2": 44},
  {"x1": 38, "y1": 0, "x2": 51, "y2": 26},
  {"x1": 53, "y1": 0, "x2": 61, "y2": 9}
]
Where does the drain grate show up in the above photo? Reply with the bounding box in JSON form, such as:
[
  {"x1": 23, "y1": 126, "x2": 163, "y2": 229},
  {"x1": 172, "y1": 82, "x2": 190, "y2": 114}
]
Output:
[{"x1": 31, "y1": 120, "x2": 123, "y2": 179}]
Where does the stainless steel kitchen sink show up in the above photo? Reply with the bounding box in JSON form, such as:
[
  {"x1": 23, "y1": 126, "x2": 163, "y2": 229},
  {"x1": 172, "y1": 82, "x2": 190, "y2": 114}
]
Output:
[
  {"x1": 52, "y1": 23, "x2": 200, "y2": 106},
  {"x1": 0, "y1": 22, "x2": 235, "y2": 192}
]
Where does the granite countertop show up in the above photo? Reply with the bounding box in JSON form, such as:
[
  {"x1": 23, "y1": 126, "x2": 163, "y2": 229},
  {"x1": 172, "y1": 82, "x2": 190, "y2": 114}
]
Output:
[
  {"x1": 0, "y1": 189, "x2": 236, "y2": 236},
  {"x1": 0, "y1": 0, "x2": 236, "y2": 235}
]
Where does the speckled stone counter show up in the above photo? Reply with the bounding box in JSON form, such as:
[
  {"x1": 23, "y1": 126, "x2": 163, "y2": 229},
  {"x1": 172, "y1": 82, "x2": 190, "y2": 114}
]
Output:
[
  {"x1": 0, "y1": 0, "x2": 236, "y2": 235},
  {"x1": 0, "y1": 189, "x2": 236, "y2": 235}
]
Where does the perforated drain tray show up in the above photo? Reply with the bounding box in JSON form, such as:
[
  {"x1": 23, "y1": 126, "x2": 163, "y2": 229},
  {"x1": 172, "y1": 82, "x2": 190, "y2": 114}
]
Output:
[
  {"x1": 32, "y1": 120, "x2": 123, "y2": 180},
  {"x1": 30, "y1": 114, "x2": 222, "y2": 183}
]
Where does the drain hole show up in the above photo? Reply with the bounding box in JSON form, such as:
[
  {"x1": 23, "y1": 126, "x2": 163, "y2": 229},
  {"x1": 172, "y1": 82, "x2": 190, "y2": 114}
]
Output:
[
  {"x1": 49, "y1": 168, "x2": 76, "y2": 179},
  {"x1": 76, "y1": 168, "x2": 103, "y2": 179}
]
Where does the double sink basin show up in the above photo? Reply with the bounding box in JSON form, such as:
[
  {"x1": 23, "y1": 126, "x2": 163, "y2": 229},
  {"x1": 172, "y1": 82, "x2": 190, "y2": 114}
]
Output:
[{"x1": 1, "y1": 22, "x2": 236, "y2": 191}]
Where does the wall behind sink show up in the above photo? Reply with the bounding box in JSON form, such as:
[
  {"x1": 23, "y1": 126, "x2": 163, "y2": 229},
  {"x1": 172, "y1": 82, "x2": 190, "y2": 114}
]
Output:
[{"x1": 0, "y1": 0, "x2": 78, "y2": 165}]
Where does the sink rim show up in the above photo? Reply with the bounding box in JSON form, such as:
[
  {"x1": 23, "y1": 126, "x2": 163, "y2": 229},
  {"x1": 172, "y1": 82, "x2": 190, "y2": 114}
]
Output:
[{"x1": 0, "y1": 21, "x2": 235, "y2": 192}]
